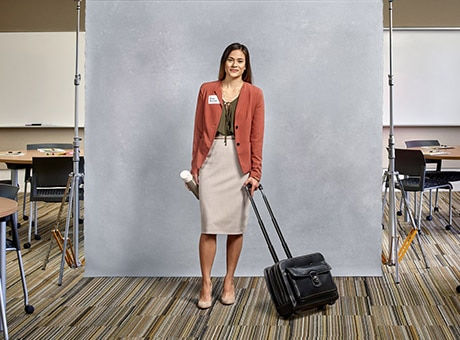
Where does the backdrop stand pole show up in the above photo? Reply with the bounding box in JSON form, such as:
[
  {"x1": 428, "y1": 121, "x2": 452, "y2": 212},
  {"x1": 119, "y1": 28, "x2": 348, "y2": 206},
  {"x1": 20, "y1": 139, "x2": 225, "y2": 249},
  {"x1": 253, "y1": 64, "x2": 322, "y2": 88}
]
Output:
[
  {"x1": 383, "y1": 0, "x2": 400, "y2": 283},
  {"x1": 58, "y1": 0, "x2": 84, "y2": 285}
]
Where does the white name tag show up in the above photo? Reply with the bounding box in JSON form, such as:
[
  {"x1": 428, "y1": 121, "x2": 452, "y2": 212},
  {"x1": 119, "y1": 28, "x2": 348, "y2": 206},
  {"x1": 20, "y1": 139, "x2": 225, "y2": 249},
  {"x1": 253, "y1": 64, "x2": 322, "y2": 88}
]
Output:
[{"x1": 208, "y1": 95, "x2": 220, "y2": 104}]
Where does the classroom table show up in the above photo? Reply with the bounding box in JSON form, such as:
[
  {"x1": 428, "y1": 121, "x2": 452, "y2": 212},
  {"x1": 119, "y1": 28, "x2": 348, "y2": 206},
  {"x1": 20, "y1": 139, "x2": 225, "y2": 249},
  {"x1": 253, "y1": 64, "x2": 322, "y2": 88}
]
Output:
[
  {"x1": 0, "y1": 149, "x2": 78, "y2": 187},
  {"x1": 416, "y1": 145, "x2": 460, "y2": 161},
  {"x1": 0, "y1": 197, "x2": 17, "y2": 337},
  {"x1": 0, "y1": 150, "x2": 84, "y2": 210},
  {"x1": 0, "y1": 149, "x2": 82, "y2": 227}
]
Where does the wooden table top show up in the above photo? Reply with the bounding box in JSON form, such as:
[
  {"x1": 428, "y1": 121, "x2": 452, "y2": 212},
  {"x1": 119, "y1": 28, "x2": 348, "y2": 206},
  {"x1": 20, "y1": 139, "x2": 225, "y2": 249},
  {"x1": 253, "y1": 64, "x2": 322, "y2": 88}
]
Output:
[
  {"x1": 0, "y1": 149, "x2": 80, "y2": 165},
  {"x1": 0, "y1": 197, "x2": 18, "y2": 219},
  {"x1": 414, "y1": 145, "x2": 460, "y2": 161}
]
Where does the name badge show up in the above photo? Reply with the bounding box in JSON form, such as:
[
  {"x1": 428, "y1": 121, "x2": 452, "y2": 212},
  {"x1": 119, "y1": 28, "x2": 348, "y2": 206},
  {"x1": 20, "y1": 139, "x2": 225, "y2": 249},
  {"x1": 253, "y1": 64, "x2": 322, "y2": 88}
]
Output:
[{"x1": 208, "y1": 95, "x2": 220, "y2": 104}]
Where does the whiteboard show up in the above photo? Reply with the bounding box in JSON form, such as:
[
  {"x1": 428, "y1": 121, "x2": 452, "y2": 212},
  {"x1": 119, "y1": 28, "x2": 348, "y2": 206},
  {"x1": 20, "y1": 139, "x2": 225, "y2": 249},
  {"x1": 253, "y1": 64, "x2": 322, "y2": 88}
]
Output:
[
  {"x1": 0, "y1": 32, "x2": 85, "y2": 127},
  {"x1": 383, "y1": 29, "x2": 460, "y2": 126}
]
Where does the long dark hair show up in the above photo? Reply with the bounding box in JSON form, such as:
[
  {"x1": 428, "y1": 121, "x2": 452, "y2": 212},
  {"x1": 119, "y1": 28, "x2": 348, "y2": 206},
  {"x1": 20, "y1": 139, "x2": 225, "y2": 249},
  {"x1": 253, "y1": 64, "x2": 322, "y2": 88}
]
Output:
[{"x1": 218, "y1": 43, "x2": 252, "y2": 84}]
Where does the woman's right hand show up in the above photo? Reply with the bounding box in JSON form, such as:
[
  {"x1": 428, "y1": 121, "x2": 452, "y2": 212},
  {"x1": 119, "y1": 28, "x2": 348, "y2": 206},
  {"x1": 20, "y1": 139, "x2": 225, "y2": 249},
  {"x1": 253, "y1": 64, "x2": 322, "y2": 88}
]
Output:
[{"x1": 192, "y1": 172, "x2": 199, "y2": 185}]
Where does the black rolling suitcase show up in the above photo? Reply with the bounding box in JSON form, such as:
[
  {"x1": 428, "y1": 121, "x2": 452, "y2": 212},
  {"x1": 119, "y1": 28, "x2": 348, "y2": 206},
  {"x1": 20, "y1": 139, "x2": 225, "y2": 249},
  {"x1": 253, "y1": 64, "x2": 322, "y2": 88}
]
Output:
[{"x1": 245, "y1": 184, "x2": 339, "y2": 318}]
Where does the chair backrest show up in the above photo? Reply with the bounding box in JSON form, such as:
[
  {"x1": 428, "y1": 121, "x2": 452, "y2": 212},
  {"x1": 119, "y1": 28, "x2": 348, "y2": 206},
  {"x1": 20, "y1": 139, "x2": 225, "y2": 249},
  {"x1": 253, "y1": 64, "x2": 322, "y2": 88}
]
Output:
[
  {"x1": 0, "y1": 183, "x2": 19, "y2": 200},
  {"x1": 27, "y1": 143, "x2": 73, "y2": 150},
  {"x1": 23, "y1": 144, "x2": 74, "y2": 181},
  {"x1": 395, "y1": 149, "x2": 426, "y2": 190},
  {"x1": 404, "y1": 140, "x2": 440, "y2": 148},
  {"x1": 404, "y1": 140, "x2": 442, "y2": 170},
  {"x1": 30, "y1": 157, "x2": 84, "y2": 202},
  {"x1": 31, "y1": 157, "x2": 84, "y2": 188},
  {"x1": 0, "y1": 184, "x2": 19, "y2": 224}
]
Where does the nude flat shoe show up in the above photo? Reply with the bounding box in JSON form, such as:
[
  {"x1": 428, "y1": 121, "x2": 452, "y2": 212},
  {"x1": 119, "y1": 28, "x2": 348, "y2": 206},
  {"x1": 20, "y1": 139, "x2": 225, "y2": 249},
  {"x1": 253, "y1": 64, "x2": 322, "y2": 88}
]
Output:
[
  {"x1": 197, "y1": 284, "x2": 212, "y2": 309},
  {"x1": 220, "y1": 294, "x2": 235, "y2": 305},
  {"x1": 221, "y1": 281, "x2": 235, "y2": 305},
  {"x1": 220, "y1": 287, "x2": 236, "y2": 305},
  {"x1": 197, "y1": 298, "x2": 212, "y2": 309}
]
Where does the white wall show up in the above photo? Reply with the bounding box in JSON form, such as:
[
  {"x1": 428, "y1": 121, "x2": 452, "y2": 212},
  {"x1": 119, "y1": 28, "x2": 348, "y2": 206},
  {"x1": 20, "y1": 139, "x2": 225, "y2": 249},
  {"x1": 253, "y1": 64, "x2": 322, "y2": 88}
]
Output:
[
  {"x1": 84, "y1": 0, "x2": 383, "y2": 277},
  {"x1": 0, "y1": 32, "x2": 85, "y2": 127}
]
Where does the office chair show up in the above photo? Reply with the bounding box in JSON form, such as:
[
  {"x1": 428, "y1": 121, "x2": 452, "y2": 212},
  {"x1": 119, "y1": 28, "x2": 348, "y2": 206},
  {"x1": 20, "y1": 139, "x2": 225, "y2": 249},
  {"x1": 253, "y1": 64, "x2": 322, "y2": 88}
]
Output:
[
  {"x1": 1, "y1": 172, "x2": 23, "y2": 232},
  {"x1": 0, "y1": 184, "x2": 34, "y2": 314},
  {"x1": 26, "y1": 156, "x2": 84, "y2": 248},
  {"x1": 22, "y1": 143, "x2": 73, "y2": 221},
  {"x1": 405, "y1": 140, "x2": 460, "y2": 226},
  {"x1": 0, "y1": 179, "x2": 19, "y2": 231},
  {"x1": 395, "y1": 148, "x2": 453, "y2": 231}
]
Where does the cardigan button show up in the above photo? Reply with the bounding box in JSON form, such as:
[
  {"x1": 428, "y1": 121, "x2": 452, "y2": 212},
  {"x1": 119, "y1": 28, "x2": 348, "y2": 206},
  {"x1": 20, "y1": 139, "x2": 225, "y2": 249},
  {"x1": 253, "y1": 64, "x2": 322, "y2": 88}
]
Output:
[{"x1": 236, "y1": 142, "x2": 240, "y2": 146}]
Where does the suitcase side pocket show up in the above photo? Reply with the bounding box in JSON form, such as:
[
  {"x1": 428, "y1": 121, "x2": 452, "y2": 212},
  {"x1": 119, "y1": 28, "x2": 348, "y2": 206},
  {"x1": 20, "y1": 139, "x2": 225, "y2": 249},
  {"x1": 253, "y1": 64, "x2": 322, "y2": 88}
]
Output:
[{"x1": 285, "y1": 262, "x2": 338, "y2": 304}]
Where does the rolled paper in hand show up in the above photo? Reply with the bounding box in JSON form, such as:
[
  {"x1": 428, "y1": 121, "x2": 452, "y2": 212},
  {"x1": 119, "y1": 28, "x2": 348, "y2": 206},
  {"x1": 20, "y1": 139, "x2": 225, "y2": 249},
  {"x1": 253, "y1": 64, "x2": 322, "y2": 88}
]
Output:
[{"x1": 180, "y1": 170, "x2": 199, "y2": 199}]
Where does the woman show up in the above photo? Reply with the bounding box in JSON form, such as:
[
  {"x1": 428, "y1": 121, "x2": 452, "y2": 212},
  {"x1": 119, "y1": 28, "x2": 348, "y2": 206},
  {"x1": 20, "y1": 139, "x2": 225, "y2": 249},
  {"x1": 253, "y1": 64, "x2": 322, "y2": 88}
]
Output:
[{"x1": 190, "y1": 42, "x2": 265, "y2": 309}]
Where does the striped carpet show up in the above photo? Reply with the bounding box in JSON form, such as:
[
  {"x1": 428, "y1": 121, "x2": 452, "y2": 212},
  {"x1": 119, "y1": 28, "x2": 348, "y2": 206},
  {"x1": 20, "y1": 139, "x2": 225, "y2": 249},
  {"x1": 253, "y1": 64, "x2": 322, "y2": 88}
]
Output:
[{"x1": 3, "y1": 192, "x2": 460, "y2": 339}]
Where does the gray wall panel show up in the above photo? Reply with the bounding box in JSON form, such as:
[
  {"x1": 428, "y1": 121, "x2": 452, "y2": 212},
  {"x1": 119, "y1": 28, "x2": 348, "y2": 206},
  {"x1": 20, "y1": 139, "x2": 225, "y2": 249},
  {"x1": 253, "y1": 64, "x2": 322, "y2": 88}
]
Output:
[{"x1": 85, "y1": 1, "x2": 383, "y2": 277}]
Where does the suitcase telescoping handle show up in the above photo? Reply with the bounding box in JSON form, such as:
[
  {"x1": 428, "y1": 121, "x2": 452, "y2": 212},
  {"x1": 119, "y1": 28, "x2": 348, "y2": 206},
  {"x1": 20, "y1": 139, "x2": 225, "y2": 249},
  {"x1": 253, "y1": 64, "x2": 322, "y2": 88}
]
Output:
[{"x1": 245, "y1": 184, "x2": 293, "y2": 263}]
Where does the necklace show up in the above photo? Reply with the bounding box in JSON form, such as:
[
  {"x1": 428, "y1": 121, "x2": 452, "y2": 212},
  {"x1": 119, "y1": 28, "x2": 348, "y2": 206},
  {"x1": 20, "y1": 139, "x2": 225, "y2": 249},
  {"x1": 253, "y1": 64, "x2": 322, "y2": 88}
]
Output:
[{"x1": 222, "y1": 83, "x2": 243, "y2": 102}]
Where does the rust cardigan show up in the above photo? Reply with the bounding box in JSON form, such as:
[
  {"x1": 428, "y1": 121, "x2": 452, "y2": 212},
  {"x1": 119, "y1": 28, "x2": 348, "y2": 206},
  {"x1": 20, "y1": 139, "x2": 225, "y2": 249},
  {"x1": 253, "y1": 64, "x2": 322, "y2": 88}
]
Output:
[{"x1": 191, "y1": 80, "x2": 265, "y2": 181}]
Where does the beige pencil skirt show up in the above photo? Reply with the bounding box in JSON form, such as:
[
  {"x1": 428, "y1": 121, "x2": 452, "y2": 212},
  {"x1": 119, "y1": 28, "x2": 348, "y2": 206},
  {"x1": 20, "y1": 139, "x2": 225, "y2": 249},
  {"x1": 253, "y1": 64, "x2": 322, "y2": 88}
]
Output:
[{"x1": 199, "y1": 137, "x2": 250, "y2": 235}]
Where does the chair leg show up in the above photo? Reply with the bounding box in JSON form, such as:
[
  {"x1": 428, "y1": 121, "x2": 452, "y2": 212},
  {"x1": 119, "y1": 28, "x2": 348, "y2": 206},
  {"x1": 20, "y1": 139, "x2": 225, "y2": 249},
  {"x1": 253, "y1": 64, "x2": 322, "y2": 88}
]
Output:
[
  {"x1": 33, "y1": 204, "x2": 40, "y2": 241},
  {"x1": 434, "y1": 188, "x2": 440, "y2": 212},
  {"x1": 426, "y1": 190, "x2": 433, "y2": 221},
  {"x1": 382, "y1": 186, "x2": 388, "y2": 228},
  {"x1": 412, "y1": 192, "x2": 419, "y2": 226},
  {"x1": 415, "y1": 226, "x2": 429, "y2": 269},
  {"x1": 15, "y1": 251, "x2": 34, "y2": 314},
  {"x1": 417, "y1": 192, "x2": 424, "y2": 231},
  {"x1": 397, "y1": 192, "x2": 403, "y2": 216},
  {"x1": 22, "y1": 181, "x2": 29, "y2": 221},
  {"x1": 24, "y1": 201, "x2": 35, "y2": 249},
  {"x1": 445, "y1": 188, "x2": 453, "y2": 230},
  {"x1": 11, "y1": 222, "x2": 34, "y2": 314},
  {"x1": 11, "y1": 212, "x2": 18, "y2": 231}
]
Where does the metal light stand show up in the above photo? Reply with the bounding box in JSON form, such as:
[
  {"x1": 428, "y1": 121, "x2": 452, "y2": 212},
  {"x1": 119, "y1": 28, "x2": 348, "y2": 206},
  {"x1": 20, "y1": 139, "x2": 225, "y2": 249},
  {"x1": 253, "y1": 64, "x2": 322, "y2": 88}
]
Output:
[
  {"x1": 58, "y1": 0, "x2": 84, "y2": 286},
  {"x1": 383, "y1": 0, "x2": 400, "y2": 283}
]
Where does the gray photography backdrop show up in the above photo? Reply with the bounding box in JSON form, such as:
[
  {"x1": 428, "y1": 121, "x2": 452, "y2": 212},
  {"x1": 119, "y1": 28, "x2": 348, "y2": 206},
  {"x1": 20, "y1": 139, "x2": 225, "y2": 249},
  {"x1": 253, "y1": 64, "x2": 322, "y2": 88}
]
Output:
[{"x1": 85, "y1": 0, "x2": 383, "y2": 277}]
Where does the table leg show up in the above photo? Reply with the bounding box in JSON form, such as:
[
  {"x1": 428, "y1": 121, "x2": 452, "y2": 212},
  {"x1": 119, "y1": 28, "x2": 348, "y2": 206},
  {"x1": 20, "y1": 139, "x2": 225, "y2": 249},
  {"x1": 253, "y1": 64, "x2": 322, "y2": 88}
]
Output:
[{"x1": 9, "y1": 169, "x2": 18, "y2": 188}]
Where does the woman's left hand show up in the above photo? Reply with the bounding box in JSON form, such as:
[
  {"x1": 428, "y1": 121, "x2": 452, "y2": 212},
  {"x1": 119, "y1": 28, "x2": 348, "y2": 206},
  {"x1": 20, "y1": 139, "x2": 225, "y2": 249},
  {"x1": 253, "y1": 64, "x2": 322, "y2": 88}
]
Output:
[{"x1": 244, "y1": 177, "x2": 259, "y2": 196}]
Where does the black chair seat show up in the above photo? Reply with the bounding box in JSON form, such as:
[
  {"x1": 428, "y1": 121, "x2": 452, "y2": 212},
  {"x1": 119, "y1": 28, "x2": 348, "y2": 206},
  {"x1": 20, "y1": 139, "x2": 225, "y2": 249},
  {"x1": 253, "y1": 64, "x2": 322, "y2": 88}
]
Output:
[
  {"x1": 34, "y1": 188, "x2": 67, "y2": 200},
  {"x1": 426, "y1": 171, "x2": 460, "y2": 183},
  {"x1": 32, "y1": 188, "x2": 83, "y2": 202},
  {"x1": 397, "y1": 178, "x2": 453, "y2": 192}
]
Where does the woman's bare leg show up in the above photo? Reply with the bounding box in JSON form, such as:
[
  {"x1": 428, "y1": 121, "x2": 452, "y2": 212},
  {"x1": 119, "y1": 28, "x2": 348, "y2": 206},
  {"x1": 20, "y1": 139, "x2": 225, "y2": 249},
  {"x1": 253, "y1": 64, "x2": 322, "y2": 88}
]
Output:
[
  {"x1": 222, "y1": 234, "x2": 243, "y2": 303},
  {"x1": 199, "y1": 233, "x2": 217, "y2": 305}
]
